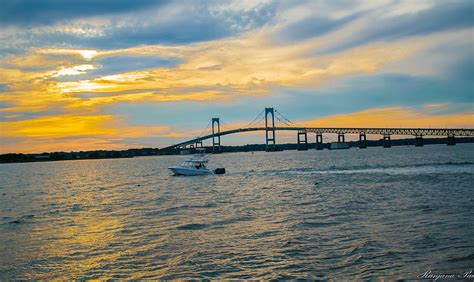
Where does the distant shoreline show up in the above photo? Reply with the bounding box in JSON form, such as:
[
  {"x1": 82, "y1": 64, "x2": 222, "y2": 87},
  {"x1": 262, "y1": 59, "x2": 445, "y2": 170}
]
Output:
[{"x1": 1, "y1": 137, "x2": 473, "y2": 164}]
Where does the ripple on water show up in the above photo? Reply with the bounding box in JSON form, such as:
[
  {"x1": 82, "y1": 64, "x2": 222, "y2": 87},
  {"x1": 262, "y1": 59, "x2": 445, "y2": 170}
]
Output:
[
  {"x1": 175, "y1": 223, "x2": 210, "y2": 230},
  {"x1": 0, "y1": 145, "x2": 473, "y2": 279}
]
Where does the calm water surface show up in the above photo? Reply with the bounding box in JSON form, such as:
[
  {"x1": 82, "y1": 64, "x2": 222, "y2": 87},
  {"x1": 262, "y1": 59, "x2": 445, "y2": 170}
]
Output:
[{"x1": 1, "y1": 144, "x2": 473, "y2": 279}]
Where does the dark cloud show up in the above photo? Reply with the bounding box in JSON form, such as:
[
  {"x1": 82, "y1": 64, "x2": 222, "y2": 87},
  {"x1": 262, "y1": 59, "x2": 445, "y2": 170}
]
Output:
[
  {"x1": 0, "y1": 0, "x2": 278, "y2": 53},
  {"x1": 278, "y1": 11, "x2": 363, "y2": 43},
  {"x1": 315, "y1": 1, "x2": 474, "y2": 54},
  {"x1": 0, "y1": 84, "x2": 8, "y2": 92},
  {"x1": 0, "y1": 0, "x2": 169, "y2": 26}
]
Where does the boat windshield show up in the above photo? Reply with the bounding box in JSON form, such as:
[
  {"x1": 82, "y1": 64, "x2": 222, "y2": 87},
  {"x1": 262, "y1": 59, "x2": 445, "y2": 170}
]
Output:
[
  {"x1": 182, "y1": 160, "x2": 207, "y2": 169},
  {"x1": 180, "y1": 150, "x2": 210, "y2": 169}
]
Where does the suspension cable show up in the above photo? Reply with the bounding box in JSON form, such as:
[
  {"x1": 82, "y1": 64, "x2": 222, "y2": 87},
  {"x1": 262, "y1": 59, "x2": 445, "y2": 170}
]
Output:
[
  {"x1": 196, "y1": 120, "x2": 212, "y2": 138},
  {"x1": 219, "y1": 119, "x2": 228, "y2": 132},
  {"x1": 244, "y1": 109, "x2": 265, "y2": 128},
  {"x1": 275, "y1": 116, "x2": 292, "y2": 126},
  {"x1": 195, "y1": 109, "x2": 298, "y2": 140},
  {"x1": 246, "y1": 115, "x2": 264, "y2": 128},
  {"x1": 275, "y1": 109, "x2": 299, "y2": 127}
]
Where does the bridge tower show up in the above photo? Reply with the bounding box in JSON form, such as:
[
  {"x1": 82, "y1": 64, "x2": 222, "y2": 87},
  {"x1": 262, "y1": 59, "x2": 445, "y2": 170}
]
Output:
[
  {"x1": 212, "y1": 118, "x2": 221, "y2": 153},
  {"x1": 265, "y1": 108, "x2": 276, "y2": 151}
]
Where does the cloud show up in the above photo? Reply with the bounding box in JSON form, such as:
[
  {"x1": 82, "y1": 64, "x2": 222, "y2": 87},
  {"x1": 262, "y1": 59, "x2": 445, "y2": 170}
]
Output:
[
  {"x1": 64, "y1": 32, "x2": 444, "y2": 99},
  {"x1": 1, "y1": 24, "x2": 470, "y2": 117},
  {"x1": 2, "y1": 1, "x2": 472, "y2": 55},
  {"x1": 0, "y1": 137, "x2": 120, "y2": 154},
  {"x1": 273, "y1": 66, "x2": 474, "y2": 123},
  {"x1": 1, "y1": 115, "x2": 116, "y2": 138},
  {"x1": 0, "y1": 0, "x2": 278, "y2": 55},
  {"x1": 36, "y1": 49, "x2": 100, "y2": 60},
  {"x1": 0, "y1": 113, "x2": 178, "y2": 153},
  {"x1": 278, "y1": 11, "x2": 364, "y2": 43},
  {"x1": 0, "y1": 113, "x2": 173, "y2": 138},
  {"x1": 48, "y1": 64, "x2": 97, "y2": 78},
  {"x1": 0, "y1": 0, "x2": 472, "y2": 153},
  {"x1": 300, "y1": 107, "x2": 474, "y2": 129},
  {"x1": 0, "y1": 0, "x2": 168, "y2": 26},
  {"x1": 422, "y1": 103, "x2": 450, "y2": 112},
  {"x1": 312, "y1": 1, "x2": 474, "y2": 54}
]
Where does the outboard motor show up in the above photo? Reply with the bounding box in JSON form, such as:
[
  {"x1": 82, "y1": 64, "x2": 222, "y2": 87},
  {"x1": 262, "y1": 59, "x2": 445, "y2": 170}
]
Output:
[{"x1": 214, "y1": 168, "x2": 226, "y2": 174}]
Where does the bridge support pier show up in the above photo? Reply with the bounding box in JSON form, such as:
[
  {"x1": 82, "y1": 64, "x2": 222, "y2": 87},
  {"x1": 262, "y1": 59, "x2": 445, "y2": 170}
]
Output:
[
  {"x1": 316, "y1": 133, "x2": 324, "y2": 150},
  {"x1": 297, "y1": 130, "x2": 308, "y2": 151},
  {"x1": 195, "y1": 140, "x2": 203, "y2": 148},
  {"x1": 212, "y1": 118, "x2": 221, "y2": 153},
  {"x1": 383, "y1": 133, "x2": 391, "y2": 148},
  {"x1": 265, "y1": 107, "x2": 276, "y2": 151},
  {"x1": 359, "y1": 133, "x2": 367, "y2": 149},
  {"x1": 338, "y1": 133, "x2": 345, "y2": 143},
  {"x1": 415, "y1": 134, "x2": 423, "y2": 147},
  {"x1": 447, "y1": 134, "x2": 456, "y2": 146}
]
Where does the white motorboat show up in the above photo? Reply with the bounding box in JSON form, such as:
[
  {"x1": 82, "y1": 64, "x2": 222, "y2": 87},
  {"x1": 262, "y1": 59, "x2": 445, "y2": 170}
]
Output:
[{"x1": 168, "y1": 150, "x2": 225, "y2": 176}]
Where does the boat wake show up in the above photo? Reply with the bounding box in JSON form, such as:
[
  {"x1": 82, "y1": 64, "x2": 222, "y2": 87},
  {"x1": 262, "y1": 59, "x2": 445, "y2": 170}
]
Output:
[{"x1": 252, "y1": 162, "x2": 474, "y2": 176}]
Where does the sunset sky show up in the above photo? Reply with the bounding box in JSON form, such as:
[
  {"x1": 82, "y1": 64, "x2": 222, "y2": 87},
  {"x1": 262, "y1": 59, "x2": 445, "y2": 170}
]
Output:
[{"x1": 0, "y1": 0, "x2": 473, "y2": 153}]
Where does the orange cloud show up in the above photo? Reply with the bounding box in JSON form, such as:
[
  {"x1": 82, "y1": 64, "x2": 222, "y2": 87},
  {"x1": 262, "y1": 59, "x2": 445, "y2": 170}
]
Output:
[
  {"x1": 0, "y1": 114, "x2": 178, "y2": 153},
  {"x1": 2, "y1": 27, "x2": 449, "y2": 115},
  {"x1": 2, "y1": 53, "x2": 82, "y2": 69},
  {"x1": 1, "y1": 115, "x2": 116, "y2": 138},
  {"x1": 300, "y1": 107, "x2": 474, "y2": 128},
  {"x1": 1, "y1": 114, "x2": 175, "y2": 138}
]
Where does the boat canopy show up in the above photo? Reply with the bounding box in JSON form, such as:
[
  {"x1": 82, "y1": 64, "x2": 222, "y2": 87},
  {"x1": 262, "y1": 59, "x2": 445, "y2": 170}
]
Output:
[{"x1": 185, "y1": 159, "x2": 209, "y2": 163}]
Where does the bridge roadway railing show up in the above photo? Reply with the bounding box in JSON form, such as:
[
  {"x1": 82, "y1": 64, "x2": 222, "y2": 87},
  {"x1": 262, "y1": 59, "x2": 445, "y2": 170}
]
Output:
[
  {"x1": 159, "y1": 127, "x2": 474, "y2": 151},
  {"x1": 301, "y1": 127, "x2": 474, "y2": 136}
]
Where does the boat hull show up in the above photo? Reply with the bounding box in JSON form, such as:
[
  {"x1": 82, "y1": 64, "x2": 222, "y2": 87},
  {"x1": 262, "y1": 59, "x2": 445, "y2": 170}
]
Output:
[{"x1": 168, "y1": 166, "x2": 214, "y2": 176}]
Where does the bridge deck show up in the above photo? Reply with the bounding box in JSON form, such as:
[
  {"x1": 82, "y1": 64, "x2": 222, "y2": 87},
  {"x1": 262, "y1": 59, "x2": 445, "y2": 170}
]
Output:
[{"x1": 160, "y1": 127, "x2": 474, "y2": 151}]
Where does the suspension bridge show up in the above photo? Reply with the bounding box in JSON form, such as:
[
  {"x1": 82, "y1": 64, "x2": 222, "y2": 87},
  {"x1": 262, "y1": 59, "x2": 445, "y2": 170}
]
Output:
[{"x1": 159, "y1": 107, "x2": 474, "y2": 153}]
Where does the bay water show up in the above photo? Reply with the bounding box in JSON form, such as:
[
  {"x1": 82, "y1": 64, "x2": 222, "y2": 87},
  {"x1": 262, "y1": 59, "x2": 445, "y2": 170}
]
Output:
[{"x1": 1, "y1": 144, "x2": 473, "y2": 279}]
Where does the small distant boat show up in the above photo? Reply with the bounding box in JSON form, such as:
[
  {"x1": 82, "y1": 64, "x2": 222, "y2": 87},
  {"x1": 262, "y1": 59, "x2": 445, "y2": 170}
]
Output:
[{"x1": 168, "y1": 149, "x2": 225, "y2": 176}]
